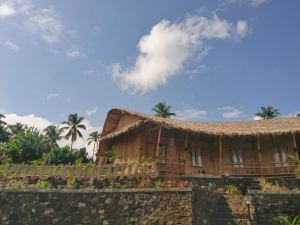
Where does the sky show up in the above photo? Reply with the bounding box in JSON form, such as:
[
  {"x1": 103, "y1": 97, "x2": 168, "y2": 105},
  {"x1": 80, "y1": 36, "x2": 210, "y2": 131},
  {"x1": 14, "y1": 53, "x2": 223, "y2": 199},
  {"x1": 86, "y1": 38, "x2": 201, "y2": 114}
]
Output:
[{"x1": 0, "y1": 0, "x2": 300, "y2": 155}]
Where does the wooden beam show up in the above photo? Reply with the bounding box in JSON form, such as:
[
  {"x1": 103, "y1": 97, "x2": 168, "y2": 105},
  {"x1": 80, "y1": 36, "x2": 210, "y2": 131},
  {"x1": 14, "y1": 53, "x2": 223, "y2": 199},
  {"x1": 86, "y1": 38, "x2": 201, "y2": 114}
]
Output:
[
  {"x1": 155, "y1": 126, "x2": 162, "y2": 159},
  {"x1": 257, "y1": 135, "x2": 262, "y2": 177},
  {"x1": 292, "y1": 132, "x2": 299, "y2": 160},
  {"x1": 219, "y1": 136, "x2": 223, "y2": 176},
  {"x1": 184, "y1": 133, "x2": 188, "y2": 161}
]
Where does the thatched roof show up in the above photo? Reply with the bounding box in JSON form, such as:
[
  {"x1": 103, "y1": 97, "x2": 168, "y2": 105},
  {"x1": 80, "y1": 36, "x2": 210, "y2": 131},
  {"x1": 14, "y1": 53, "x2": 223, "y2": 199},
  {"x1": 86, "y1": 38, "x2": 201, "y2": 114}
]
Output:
[{"x1": 100, "y1": 108, "x2": 300, "y2": 140}]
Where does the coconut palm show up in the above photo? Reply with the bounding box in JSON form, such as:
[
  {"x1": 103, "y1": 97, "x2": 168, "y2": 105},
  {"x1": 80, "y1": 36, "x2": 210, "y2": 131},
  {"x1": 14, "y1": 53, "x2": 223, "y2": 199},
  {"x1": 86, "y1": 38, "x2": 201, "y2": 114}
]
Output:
[
  {"x1": 7, "y1": 123, "x2": 24, "y2": 136},
  {"x1": 274, "y1": 215, "x2": 300, "y2": 225},
  {"x1": 0, "y1": 113, "x2": 6, "y2": 126},
  {"x1": 60, "y1": 114, "x2": 86, "y2": 150},
  {"x1": 87, "y1": 131, "x2": 101, "y2": 159},
  {"x1": 152, "y1": 101, "x2": 176, "y2": 118},
  {"x1": 255, "y1": 106, "x2": 280, "y2": 119},
  {"x1": 44, "y1": 125, "x2": 62, "y2": 148}
]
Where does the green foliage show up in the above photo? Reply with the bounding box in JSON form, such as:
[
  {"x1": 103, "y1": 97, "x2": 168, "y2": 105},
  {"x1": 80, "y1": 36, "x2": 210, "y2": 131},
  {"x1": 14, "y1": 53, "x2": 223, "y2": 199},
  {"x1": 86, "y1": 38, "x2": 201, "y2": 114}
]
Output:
[
  {"x1": 43, "y1": 125, "x2": 62, "y2": 148},
  {"x1": 138, "y1": 155, "x2": 148, "y2": 165},
  {"x1": 224, "y1": 185, "x2": 241, "y2": 195},
  {"x1": 152, "y1": 101, "x2": 176, "y2": 118},
  {"x1": 67, "y1": 177, "x2": 77, "y2": 189},
  {"x1": 255, "y1": 105, "x2": 280, "y2": 119},
  {"x1": 0, "y1": 126, "x2": 50, "y2": 163},
  {"x1": 60, "y1": 113, "x2": 86, "y2": 150},
  {"x1": 49, "y1": 146, "x2": 77, "y2": 165},
  {"x1": 274, "y1": 215, "x2": 300, "y2": 225},
  {"x1": 105, "y1": 148, "x2": 116, "y2": 163},
  {"x1": 88, "y1": 131, "x2": 101, "y2": 159},
  {"x1": 35, "y1": 180, "x2": 52, "y2": 189}
]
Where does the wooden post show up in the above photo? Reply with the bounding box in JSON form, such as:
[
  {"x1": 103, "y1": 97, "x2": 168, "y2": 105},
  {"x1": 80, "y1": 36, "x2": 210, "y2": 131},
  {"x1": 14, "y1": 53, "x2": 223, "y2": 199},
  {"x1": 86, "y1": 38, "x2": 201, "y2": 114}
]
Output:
[
  {"x1": 184, "y1": 133, "x2": 188, "y2": 161},
  {"x1": 155, "y1": 126, "x2": 162, "y2": 159},
  {"x1": 292, "y1": 132, "x2": 299, "y2": 160},
  {"x1": 219, "y1": 136, "x2": 223, "y2": 176},
  {"x1": 257, "y1": 135, "x2": 262, "y2": 177}
]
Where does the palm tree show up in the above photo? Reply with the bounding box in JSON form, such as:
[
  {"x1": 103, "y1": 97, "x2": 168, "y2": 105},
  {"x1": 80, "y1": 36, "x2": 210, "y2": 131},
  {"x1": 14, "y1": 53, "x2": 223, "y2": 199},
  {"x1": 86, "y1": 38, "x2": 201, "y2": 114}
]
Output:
[
  {"x1": 60, "y1": 113, "x2": 86, "y2": 150},
  {"x1": 0, "y1": 113, "x2": 6, "y2": 126},
  {"x1": 44, "y1": 125, "x2": 62, "y2": 148},
  {"x1": 87, "y1": 131, "x2": 101, "y2": 159},
  {"x1": 7, "y1": 123, "x2": 24, "y2": 135},
  {"x1": 152, "y1": 101, "x2": 176, "y2": 118},
  {"x1": 255, "y1": 106, "x2": 280, "y2": 119}
]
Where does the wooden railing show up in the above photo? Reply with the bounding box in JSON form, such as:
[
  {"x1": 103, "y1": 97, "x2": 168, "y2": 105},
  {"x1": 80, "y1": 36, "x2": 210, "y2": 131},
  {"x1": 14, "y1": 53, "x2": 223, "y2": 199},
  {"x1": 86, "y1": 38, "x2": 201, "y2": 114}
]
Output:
[
  {"x1": 0, "y1": 162, "x2": 158, "y2": 180},
  {"x1": 223, "y1": 161, "x2": 297, "y2": 177}
]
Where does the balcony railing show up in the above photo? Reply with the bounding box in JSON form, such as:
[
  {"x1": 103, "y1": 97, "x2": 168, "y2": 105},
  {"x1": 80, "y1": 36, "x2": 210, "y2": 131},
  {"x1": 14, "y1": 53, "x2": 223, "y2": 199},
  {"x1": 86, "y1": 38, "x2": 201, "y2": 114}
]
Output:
[{"x1": 223, "y1": 161, "x2": 297, "y2": 177}]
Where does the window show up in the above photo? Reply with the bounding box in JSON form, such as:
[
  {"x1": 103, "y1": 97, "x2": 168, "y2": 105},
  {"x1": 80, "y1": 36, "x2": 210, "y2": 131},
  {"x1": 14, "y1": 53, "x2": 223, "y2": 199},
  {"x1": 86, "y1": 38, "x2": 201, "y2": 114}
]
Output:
[
  {"x1": 273, "y1": 147, "x2": 287, "y2": 166},
  {"x1": 231, "y1": 149, "x2": 244, "y2": 167},
  {"x1": 191, "y1": 147, "x2": 202, "y2": 167},
  {"x1": 157, "y1": 145, "x2": 166, "y2": 163}
]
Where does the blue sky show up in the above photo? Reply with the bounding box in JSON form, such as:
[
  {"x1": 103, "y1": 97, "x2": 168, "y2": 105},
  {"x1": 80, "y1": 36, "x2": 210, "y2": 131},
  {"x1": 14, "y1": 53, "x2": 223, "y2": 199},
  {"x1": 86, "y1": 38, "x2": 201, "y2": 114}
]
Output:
[{"x1": 0, "y1": 0, "x2": 300, "y2": 151}]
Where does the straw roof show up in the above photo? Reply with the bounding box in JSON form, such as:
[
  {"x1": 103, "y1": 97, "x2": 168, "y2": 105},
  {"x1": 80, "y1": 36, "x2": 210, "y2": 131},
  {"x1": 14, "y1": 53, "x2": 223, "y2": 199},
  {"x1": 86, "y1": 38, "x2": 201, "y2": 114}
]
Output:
[{"x1": 100, "y1": 108, "x2": 300, "y2": 140}]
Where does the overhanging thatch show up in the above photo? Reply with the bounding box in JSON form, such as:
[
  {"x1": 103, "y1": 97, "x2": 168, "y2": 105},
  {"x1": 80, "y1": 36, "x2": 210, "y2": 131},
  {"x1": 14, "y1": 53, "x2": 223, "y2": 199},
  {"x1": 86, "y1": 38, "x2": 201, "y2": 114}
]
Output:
[{"x1": 100, "y1": 108, "x2": 300, "y2": 140}]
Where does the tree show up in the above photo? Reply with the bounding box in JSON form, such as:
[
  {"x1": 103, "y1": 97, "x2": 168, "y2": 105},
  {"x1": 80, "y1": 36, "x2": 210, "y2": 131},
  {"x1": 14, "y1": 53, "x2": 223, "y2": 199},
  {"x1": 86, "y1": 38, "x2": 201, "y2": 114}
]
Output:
[
  {"x1": 88, "y1": 131, "x2": 101, "y2": 159},
  {"x1": 255, "y1": 106, "x2": 280, "y2": 119},
  {"x1": 60, "y1": 113, "x2": 86, "y2": 150},
  {"x1": 49, "y1": 146, "x2": 77, "y2": 165},
  {"x1": 0, "y1": 125, "x2": 10, "y2": 142},
  {"x1": 0, "y1": 113, "x2": 6, "y2": 126},
  {"x1": 0, "y1": 126, "x2": 50, "y2": 163},
  {"x1": 152, "y1": 101, "x2": 176, "y2": 118},
  {"x1": 43, "y1": 125, "x2": 62, "y2": 148},
  {"x1": 7, "y1": 123, "x2": 25, "y2": 136}
]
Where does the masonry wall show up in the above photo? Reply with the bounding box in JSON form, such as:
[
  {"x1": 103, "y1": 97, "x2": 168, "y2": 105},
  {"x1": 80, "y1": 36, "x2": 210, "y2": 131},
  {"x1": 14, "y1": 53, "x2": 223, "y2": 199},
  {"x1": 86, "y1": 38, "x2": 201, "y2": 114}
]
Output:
[
  {"x1": 0, "y1": 188, "x2": 192, "y2": 225},
  {"x1": 251, "y1": 191, "x2": 300, "y2": 225}
]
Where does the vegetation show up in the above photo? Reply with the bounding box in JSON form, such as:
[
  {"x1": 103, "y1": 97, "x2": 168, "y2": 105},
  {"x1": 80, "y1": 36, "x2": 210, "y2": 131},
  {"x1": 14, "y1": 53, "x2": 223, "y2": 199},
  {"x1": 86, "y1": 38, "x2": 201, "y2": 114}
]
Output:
[
  {"x1": 44, "y1": 125, "x2": 62, "y2": 148},
  {"x1": 255, "y1": 105, "x2": 280, "y2": 119},
  {"x1": 88, "y1": 131, "x2": 101, "y2": 159},
  {"x1": 152, "y1": 101, "x2": 176, "y2": 118},
  {"x1": 0, "y1": 113, "x2": 97, "y2": 166},
  {"x1": 259, "y1": 180, "x2": 288, "y2": 192},
  {"x1": 274, "y1": 215, "x2": 300, "y2": 225},
  {"x1": 0, "y1": 126, "x2": 50, "y2": 163},
  {"x1": 60, "y1": 113, "x2": 86, "y2": 150},
  {"x1": 224, "y1": 184, "x2": 241, "y2": 195},
  {"x1": 105, "y1": 148, "x2": 116, "y2": 163}
]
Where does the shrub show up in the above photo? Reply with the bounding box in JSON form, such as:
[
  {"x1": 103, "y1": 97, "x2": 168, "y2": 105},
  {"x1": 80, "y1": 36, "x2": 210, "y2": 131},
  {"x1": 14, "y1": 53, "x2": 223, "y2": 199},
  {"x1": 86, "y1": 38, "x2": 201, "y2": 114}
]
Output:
[
  {"x1": 224, "y1": 185, "x2": 241, "y2": 195},
  {"x1": 49, "y1": 146, "x2": 77, "y2": 165},
  {"x1": 35, "y1": 180, "x2": 52, "y2": 189},
  {"x1": 260, "y1": 180, "x2": 288, "y2": 192},
  {"x1": 274, "y1": 215, "x2": 300, "y2": 225}
]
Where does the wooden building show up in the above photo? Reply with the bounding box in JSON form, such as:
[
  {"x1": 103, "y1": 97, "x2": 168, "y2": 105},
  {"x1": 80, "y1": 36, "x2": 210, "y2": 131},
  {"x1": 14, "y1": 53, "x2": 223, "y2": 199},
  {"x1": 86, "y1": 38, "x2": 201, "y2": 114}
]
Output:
[{"x1": 96, "y1": 109, "x2": 300, "y2": 177}]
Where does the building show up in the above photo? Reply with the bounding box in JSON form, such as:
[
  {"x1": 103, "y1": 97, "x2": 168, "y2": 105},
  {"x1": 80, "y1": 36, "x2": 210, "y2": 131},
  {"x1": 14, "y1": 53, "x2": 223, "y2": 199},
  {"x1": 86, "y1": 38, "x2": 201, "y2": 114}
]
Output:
[{"x1": 96, "y1": 108, "x2": 300, "y2": 177}]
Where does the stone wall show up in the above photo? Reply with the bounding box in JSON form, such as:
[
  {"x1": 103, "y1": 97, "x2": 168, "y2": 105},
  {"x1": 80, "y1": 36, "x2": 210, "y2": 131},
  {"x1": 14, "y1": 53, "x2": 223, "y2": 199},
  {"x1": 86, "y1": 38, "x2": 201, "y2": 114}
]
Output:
[
  {"x1": 0, "y1": 188, "x2": 192, "y2": 225},
  {"x1": 251, "y1": 191, "x2": 300, "y2": 225}
]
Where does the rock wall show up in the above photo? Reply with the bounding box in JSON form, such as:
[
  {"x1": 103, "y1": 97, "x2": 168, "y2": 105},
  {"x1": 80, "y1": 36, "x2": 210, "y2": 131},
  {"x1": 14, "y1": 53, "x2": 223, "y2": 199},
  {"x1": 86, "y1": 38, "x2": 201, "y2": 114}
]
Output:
[
  {"x1": 0, "y1": 188, "x2": 192, "y2": 225},
  {"x1": 251, "y1": 191, "x2": 300, "y2": 225}
]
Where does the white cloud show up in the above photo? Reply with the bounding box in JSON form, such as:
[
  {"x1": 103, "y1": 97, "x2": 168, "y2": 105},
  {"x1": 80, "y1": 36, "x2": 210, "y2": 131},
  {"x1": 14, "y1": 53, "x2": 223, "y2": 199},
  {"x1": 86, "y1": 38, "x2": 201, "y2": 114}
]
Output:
[
  {"x1": 175, "y1": 107, "x2": 208, "y2": 120},
  {"x1": 3, "y1": 41, "x2": 19, "y2": 51},
  {"x1": 253, "y1": 115, "x2": 263, "y2": 120},
  {"x1": 24, "y1": 7, "x2": 63, "y2": 44},
  {"x1": 46, "y1": 92, "x2": 60, "y2": 100},
  {"x1": 66, "y1": 50, "x2": 86, "y2": 58},
  {"x1": 85, "y1": 107, "x2": 98, "y2": 117},
  {"x1": 217, "y1": 106, "x2": 243, "y2": 119},
  {"x1": 236, "y1": 20, "x2": 248, "y2": 38},
  {"x1": 3, "y1": 113, "x2": 101, "y2": 157},
  {"x1": 251, "y1": 0, "x2": 270, "y2": 7},
  {"x1": 111, "y1": 14, "x2": 247, "y2": 94},
  {"x1": 0, "y1": 3, "x2": 15, "y2": 17}
]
